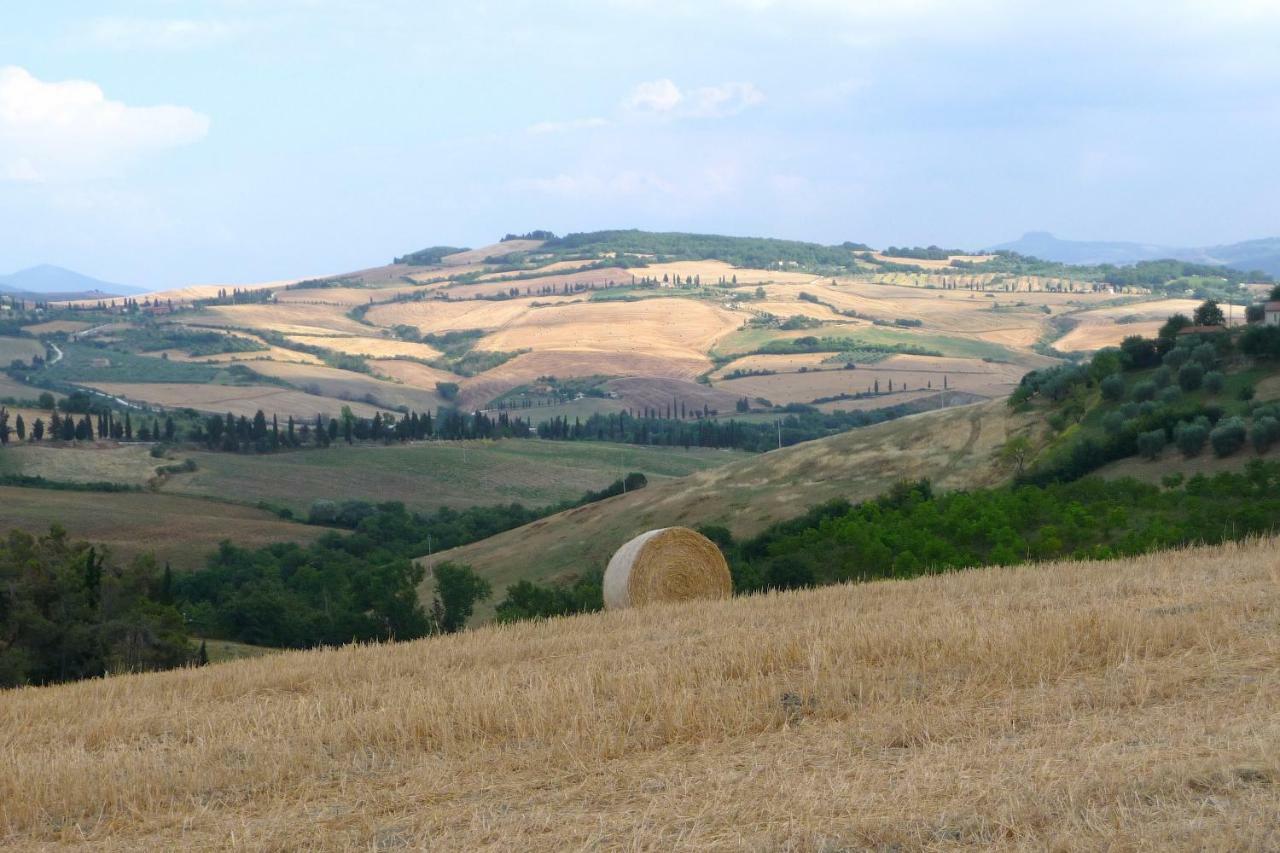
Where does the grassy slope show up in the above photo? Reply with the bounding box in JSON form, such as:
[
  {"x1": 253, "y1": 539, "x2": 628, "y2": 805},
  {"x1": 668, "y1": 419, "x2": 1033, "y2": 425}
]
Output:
[
  {"x1": 2, "y1": 538, "x2": 1275, "y2": 849},
  {"x1": 160, "y1": 440, "x2": 745, "y2": 515},
  {"x1": 426, "y1": 399, "x2": 1041, "y2": 611},
  {"x1": 0, "y1": 487, "x2": 323, "y2": 569}
]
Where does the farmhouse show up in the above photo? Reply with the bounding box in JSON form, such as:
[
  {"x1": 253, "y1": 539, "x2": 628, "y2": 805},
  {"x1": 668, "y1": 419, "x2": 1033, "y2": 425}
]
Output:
[{"x1": 1266, "y1": 301, "x2": 1280, "y2": 326}]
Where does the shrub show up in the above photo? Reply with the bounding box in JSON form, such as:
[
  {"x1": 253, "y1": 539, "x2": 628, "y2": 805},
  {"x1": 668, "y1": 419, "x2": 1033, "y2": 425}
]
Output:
[
  {"x1": 1210, "y1": 417, "x2": 1247, "y2": 457},
  {"x1": 1099, "y1": 374, "x2": 1125, "y2": 402},
  {"x1": 1132, "y1": 380, "x2": 1157, "y2": 402},
  {"x1": 1177, "y1": 363, "x2": 1204, "y2": 392},
  {"x1": 308, "y1": 499, "x2": 338, "y2": 524},
  {"x1": 1191, "y1": 342, "x2": 1217, "y2": 367},
  {"x1": 1157, "y1": 386, "x2": 1181, "y2": 404},
  {"x1": 1121, "y1": 402, "x2": 1141, "y2": 419},
  {"x1": 1239, "y1": 384, "x2": 1256, "y2": 401},
  {"x1": 1203, "y1": 371, "x2": 1225, "y2": 395},
  {"x1": 1101, "y1": 411, "x2": 1125, "y2": 433},
  {"x1": 1252, "y1": 416, "x2": 1280, "y2": 453},
  {"x1": 1136, "y1": 429, "x2": 1166, "y2": 460},
  {"x1": 1175, "y1": 421, "x2": 1208, "y2": 457},
  {"x1": 1161, "y1": 472, "x2": 1184, "y2": 489},
  {"x1": 1151, "y1": 366, "x2": 1172, "y2": 388},
  {"x1": 1163, "y1": 347, "x2": 1190, "y2": 369}
]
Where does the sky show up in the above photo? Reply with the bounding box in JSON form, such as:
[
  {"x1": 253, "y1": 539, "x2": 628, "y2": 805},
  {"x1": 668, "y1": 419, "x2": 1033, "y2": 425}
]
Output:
[{"x1": 2, "y1": 1, "x2": 1279, "y2": 288}]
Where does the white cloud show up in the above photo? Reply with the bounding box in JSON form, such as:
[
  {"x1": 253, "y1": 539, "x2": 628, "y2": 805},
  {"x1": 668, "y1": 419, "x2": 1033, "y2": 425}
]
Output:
[
  {"x1": 79, "y1": 18, "x2": 238, "y2": 51},
  {"x1": 0, "y1": 66, "x2": 210, "y2": 183},
  {"x1": 625, "y1": 79, "x2": 764, "y2": 119}
]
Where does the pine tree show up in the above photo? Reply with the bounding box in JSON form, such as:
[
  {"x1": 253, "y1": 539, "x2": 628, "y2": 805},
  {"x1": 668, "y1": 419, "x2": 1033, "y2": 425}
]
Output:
[{"x1": 196, "y1": 640, "x2": 209, "y2": 666}]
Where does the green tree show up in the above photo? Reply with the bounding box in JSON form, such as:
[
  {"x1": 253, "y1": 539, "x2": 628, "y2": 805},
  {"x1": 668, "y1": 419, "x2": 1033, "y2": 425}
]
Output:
[
  {"x1": 431, "y1": 562, "x2": 492, "y2": 633},
  {"x1": 1193, "y1": 299, "x2": 1225, "y2": 326}
]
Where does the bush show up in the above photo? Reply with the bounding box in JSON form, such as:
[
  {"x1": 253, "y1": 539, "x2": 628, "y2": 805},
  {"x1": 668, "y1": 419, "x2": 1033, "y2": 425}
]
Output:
[
  {"x1": 1252, "y1": 416, "x2": 1280, "y2": 453},
  {"x1": 1239, "y1": 384, "x2": 1256, "y2": 401},
  {"x1": 1210, "y1": 417, "x2": 1247, "y2": 457},
  {"x1": 1177, "y1": 363, "x2": 1204, "y2": 392},
  {"x1": 1175, "y1": 420, "x2": 1208, "y2": 457},
  {"x1": 1203, "y1": 371, "x2": 1225, "y2": 395},
  {"x1": 1132, "y1": 380, "x2": 1157, "y2": 402},
  {"x1": 1101, "y1": 411, "x2": 1125, "y2": 433},
  {"x1": 1191, "y1": 342, "x2": 1217, "y2": 368},
  {"x1": 308, "y1": 499, "x2": 338, "y2": 524},
  {"x1": 1136, "y1": 429, "x2": 1166, "y2": 460},
  {"x1": 1099, "y1": 374, "x2": 1125, "y2": 401},
  {"x1": 1163, "y1": 347, "x2": 1190, "y2": 369},
  {"x1": 1151, "y1": 366, "x2": 1172, "y2": 388},
  {"x1": 1161, "y1": 472, "x2": 1184, "y2": 489},
  {"x1": 1157, "y1": 386, "x2": 1181, "y2": 404}
]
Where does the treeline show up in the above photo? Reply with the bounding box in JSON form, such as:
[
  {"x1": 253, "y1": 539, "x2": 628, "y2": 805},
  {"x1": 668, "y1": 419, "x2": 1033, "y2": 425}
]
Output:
[
  {"x1": 487, "y1": 462, "x2": 1280, "y2": 620},
  {"x1": 883, "y1": 245, "x2": 964, "y2": 260},
  {"x1": 0, "y1": 528, "x2": 194, "y2": 688},
  {"x1": 176, "y1": 474, "x2": 648, "y2": 647},
  {"x1": 394, "y1": 245, "x2": 467, "y2": 265},
  {"x1": 192, "y1": 408, "x2": 533, "y2": 452},
  {"x1": 0, "y1": 406, "x2": 171, "y2": 444},
  {"x1": 540, "y1": 230, "x2": 862, "y2": 271}
]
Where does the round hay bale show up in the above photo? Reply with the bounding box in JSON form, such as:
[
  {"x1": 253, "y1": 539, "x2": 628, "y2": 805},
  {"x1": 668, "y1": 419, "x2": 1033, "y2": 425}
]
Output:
[{"x1": 603, "y1": 527, "x2": 732, "y2": 610}]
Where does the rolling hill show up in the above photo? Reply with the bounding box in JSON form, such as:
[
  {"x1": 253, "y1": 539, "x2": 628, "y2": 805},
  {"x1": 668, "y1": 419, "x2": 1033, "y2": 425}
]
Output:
[
  {"x1": 423, "y1": 397, "x2": 1042, "y2": 611},
  {"x1": 990, "y1": 231, "x2": 1280, "y2": 276},
  {"x1": 2, "y1": 536, "x2": 1274, "y2": 849}
]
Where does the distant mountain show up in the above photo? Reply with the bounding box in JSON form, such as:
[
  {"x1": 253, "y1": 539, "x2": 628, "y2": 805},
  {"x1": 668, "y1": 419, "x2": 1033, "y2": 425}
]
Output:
[
  {"x1": 0, "y1": 264, "x2": 146, "y2": 297},
  {"x1": 987, "y1": 232, "x2": 1280, "y2": 277}
]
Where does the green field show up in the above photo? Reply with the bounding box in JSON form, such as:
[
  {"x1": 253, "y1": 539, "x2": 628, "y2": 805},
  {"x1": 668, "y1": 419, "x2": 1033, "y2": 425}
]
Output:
[
  {"x1": 713, "y1": 324, "x2": 1023, "y2": 362},
  {"x1": 160, "y1": 439, "x2": 747, "y2": 515},
  {"x1": 0, "y1": 486, "x2": 323, "y2": 570}
]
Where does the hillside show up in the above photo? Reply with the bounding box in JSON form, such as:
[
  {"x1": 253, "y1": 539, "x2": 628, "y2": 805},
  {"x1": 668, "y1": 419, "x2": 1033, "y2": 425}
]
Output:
[
  {"x1": 1, "y1": 537, "x2": 1275, "y2": 849},
  {"x1": 0, "y1": 264, "x2": 143, "y2": 297},
  {"x1": 425, "y1": 398, "x2": 1041, "y2": 605},
  {"x1": 990, "y1": 231, "x2": 1280, "y2": 276}
]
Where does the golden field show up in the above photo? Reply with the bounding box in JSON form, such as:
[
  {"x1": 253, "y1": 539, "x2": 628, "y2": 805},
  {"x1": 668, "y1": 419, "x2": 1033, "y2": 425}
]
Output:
[
  {"x1": 83, "y1": 382, "x2": 384, "y2": 419},
  {"x1": 1, "y1": 538, "x2": 1275, "y2": 849}
]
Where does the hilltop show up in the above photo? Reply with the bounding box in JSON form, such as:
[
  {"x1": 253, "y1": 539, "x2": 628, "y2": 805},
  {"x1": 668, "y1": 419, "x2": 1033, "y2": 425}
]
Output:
[
  {"x1": 0, "y1": 264, "x2": 144, "y2": 298},
  {"x1": 1, "y1": 537, "x2": 1274, "y2": 849}
]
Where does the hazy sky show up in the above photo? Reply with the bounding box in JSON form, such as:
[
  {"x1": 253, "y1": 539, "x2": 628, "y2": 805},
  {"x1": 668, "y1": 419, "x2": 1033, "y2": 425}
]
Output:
[{"x1": 3, "y1": 1, "x2": 1279, "y2": 287}]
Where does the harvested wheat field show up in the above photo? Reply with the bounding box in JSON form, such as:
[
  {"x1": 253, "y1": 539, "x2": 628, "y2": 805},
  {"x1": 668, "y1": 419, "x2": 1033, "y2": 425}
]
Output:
[
  {"x1": 240, "y1": 362, "x2": 443, "y2": 412},
  {"x1": 284, "y1": 334, "x2": 442, "y2": 360},
  {"x1": 479, "y1": 299, "x2": 740, "y2": 360},
  {"x1": 1054, "y1": 299, "x2": 1239, "y2": 353},
  {"x1": 274, "y1": 285, "x2": 421, "y2": 307},
  {"x1": 194, "y1": 303, "x2": 374, "y2": 336},
  {"x1": 643, "y1": 259, "x2": 820, "y2": 285},
  {"x1": 20, "y1": 319, "x2": 93, "y2": 335},
  {"x1": 2, "y1": 538, "x2": 1276, "y2": 849},
  {"x1": 84, "y1": 382, "x2": 382, "y2": 419},
  {"x1": 441, "y1": 239, "x2": 544, "y2": 266}
]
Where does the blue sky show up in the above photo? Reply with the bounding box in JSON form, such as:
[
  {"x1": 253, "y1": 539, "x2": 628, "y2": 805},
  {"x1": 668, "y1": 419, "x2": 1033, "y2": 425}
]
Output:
[{"x1": 2, "y1": 1, "x2": 1279, "y2": 288}]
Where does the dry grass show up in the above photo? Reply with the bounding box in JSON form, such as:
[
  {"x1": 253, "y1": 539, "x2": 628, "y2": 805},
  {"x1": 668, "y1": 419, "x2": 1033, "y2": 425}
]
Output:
[
  {"x1": 84, "y1": 382, "x2": 383, "y2": 419},
  {"x1": 441, "y1": 240, "x2": 544, "y2": 266},
  {"x1": 0, "y1": 487, "x2": 322, "y2": 569},
  {"x1": 274, "y1": 286, "x2": 422, "y2": 307},
  {"x1": 478, "y1": 299, "x2": 740, "y2": 361},
  {"x1": 715, "y1": 354, "x2": 1025, "y2": 405},
  {"x1": 1053, "y1": 299, "x2": 1237, "y2": 353},
  {"x1": 1, "y1": 538, "x2": 1276, "y2": 849},
  {"x1": 283, "y1": 334, "x2": 443, "y2": 361},
  {"x1": 193, "y1": 303, "x2": 374, "y2": 336},
  {"x1": 0, "y1": 444, "x2": 162, "y2": 484},
  {"x1": 20, "y1": 320, "x2": 93, "y2": 335},
  {"x1": 429, "y1": 400, "x2": 1042, "y2": 600},
  {"x1": 642, "y1": 260, "x2": 820, "y2": 285},
  {"x1": 241, "y1": 362, "x2": 443, "y2": 412},
  {"x1": 0, "y1": 336, "x2": 45, "y2": 365}
]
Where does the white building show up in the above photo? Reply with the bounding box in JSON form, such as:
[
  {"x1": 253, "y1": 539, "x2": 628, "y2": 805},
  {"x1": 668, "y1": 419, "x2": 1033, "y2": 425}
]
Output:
[{"x1": 1267, "y1": 301, "x2": 1280, "y2": 326}]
